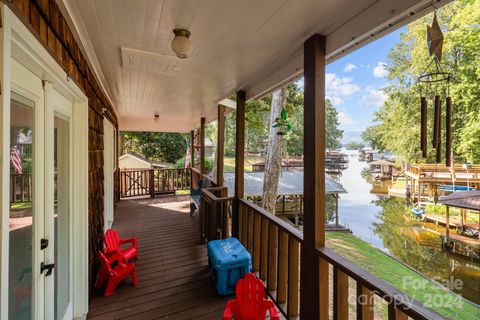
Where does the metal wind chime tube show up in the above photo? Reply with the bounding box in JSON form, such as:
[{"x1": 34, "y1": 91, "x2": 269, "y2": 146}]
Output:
[
  {"x1": 420, "y1": 96, "x2": 428, "y2": 158},
  {"x1": 445, "y1": 96, "x2": 452, "y2": 166},
  {"x1": 432, "y1": 95, "x2": 440, "y2": 149},
  {"x1": 435, "y1": 95, "x2": 442, "y2": 163}
]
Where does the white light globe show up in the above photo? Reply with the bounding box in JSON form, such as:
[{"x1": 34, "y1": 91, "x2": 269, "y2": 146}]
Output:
[{"x1": 171, "y1": 34, "x2": 192, "y2": 59}]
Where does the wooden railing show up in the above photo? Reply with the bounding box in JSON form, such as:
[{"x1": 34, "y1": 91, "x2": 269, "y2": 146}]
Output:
[
  {"x1": 191, "y1": 167, "x2": 217, "y2": 189},
  {"x1": 120, "y1": 168, "x2": 191, "y2": 198},
  {"x1": 406, "y1": 163, "x2": 480, "y2": 179},
  {"x1": 236, "y1": 199, "x2": 446, "y2": 320},
  {"x1": 199, "y1": 186, "x2": 233, "y2": 242},
  {"x1": 10, "y1": 173, "x2": 32, "y2": 203},
  {"x1": 238, "y1": 199, "x2": 302, "y2": 318}
]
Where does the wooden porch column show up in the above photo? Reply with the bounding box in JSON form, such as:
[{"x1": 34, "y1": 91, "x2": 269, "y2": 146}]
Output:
[
  {"x1": 302, "y1": 34, "x2": 327, "y2": 319},
  {"x1": 335, "y1": 194, "x2": 339, "y2": 225},
  {"x1": 233, "y1": 91, "x2": 246, "y2": 238},
  {"x1": 200, "y1": 117, "x2": 206, "y2": 174},
  {"x1": 190, "y1": 130, "x2": 195, "y2": 168},
  {"x1": 445, "y1": 206, "x2": 450, "y2": 238},
  {"x1": 217, "y1": 105, "x2": 226, "y2": 186}
]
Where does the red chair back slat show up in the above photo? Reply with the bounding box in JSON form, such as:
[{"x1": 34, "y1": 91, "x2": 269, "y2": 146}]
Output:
[
  {"x1": 104, "y1": 229, "x2": 120, "y2": 253},
  {"x1": 236, "y1": 273, "x2": 264, "y2": 317}
]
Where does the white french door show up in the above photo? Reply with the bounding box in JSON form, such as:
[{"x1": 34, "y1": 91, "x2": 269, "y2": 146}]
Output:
[
  {"x1": 45, "y1": 89, "x2": 74, "y2": 320},
  {"x1": 9, "y1": 58, "x2": 73, "y2": 320}
]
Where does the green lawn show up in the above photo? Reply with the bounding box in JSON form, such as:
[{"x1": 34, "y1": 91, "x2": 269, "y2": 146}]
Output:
[
  {"x1": 326, "y1": 231, "x2": 480, "y2": 319},
  {"x1": 223, "y1": 155, "x2": 265, "y2": 173},
  {"x1": 391, "y1": 179, "x2": 406, "y2": 189},
  {"x1": 11, "y1": 202, "x2": 32, "y2": 210},
  {"x1": 425, "y1": 204, "x2": 480, "y2": 223}
]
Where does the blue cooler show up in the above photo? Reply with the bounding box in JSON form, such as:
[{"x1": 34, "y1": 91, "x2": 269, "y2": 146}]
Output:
[{"x1": 207, "y1": 237, "x2": 251, "y2": 296}]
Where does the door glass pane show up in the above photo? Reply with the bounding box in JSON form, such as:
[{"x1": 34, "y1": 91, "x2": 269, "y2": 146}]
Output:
[
  {"x1": 9, "y1": 93, "x2": 34, "y2": 319},
  {"x1": 54, "y1": 115, "x2": 70, "y2": 319}
]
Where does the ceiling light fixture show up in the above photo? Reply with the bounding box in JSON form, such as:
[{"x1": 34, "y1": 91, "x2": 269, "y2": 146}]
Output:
[{"x1": 171, "y1": 29, "x2": 192, "y2": 59}]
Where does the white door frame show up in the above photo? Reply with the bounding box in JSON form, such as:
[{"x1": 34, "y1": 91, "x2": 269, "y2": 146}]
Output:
[
  {"x1": 0, "y1": 5, "x2": 89, "y2": 320},
  {"x1": 45, "y1": 85, "x2": 75, "y2": 320},
  {"x1": 103, "y1": 119, "x2": 115, "y2": 233}
]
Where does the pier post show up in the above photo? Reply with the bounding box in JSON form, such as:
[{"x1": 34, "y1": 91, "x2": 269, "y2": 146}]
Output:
[{"x1": 445, "y1": 206, "x2": 450, "y2": 237}]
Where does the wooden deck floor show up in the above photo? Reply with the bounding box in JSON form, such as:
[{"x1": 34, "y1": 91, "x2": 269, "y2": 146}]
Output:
[{"x1": 87, "y1": 195, "x2": 230, "y2": 320}]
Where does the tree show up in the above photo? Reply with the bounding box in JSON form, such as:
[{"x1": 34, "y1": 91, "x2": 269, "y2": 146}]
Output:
[
  {"x1": 261, "y1": 86, "x2": 288, "y2": 214},
  {"x1": 346, "y1": 141, "x2": 365, "y2": 150},
  {"x1": 361, "y1": 125, "x2": 385, "y2": 151},
  {"x1": 362, "y1": 0, "x2": 480, "y2": 163},
  {"x1": 284, "y1": 83, "x2": 306, "y2": 155},
  {"x1": 325, "y1": 99, "x2": 344, "y2": 150},
  {"x1": 120, "y1": 132, "x2": 188, "y2": 164}
]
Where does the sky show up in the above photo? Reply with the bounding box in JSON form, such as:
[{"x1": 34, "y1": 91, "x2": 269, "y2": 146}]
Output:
[{"x1": 299, "y1": 27, "x2": 406, "y2": 143}]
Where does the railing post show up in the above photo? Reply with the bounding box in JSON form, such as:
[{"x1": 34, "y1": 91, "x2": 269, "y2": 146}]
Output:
[
  {"x1": 190, "y1": 130, "x2": 195, "y2": 169},
  {"x1": 200, "y1": 117, "x2": 206, "y2": 174},
  {"x1": 333, "y1": 267, "x2": 349, "y2": 319},
  {"x1": 302, "y1": 33, "x2": 327, "y2": 319},
  {"x1": 357, "y1": 284, "x2": 374, "y2": 320},
  {"x1": 149, "y1": 169, "x2": 155, "y2": 198},
  {"x1": 233, "y1": 91, "x2": 246, "y2": 238},
  {"x1": 217, "y1": 104, "x2": 225, "y2": 186}
]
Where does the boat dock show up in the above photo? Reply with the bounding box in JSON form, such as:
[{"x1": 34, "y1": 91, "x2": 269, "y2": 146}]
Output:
[{"x1": 422, "y1": 214, "x2": 478, "y2": 230}]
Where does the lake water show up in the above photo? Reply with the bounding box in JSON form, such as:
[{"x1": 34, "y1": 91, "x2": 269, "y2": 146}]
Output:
[{"x1": 337, "y1": 150, "x2": 480, "y2": 306}]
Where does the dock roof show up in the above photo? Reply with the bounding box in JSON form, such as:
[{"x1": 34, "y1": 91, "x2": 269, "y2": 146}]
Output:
[
  {"x1": 223, "y1": 172, "x2": 346, "y2": 197},
  {"x1": 441, "y1": 191, "x2": 480, "y2": 211}
]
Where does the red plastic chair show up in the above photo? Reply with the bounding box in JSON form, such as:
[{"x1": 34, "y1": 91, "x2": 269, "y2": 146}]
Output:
[
  {"x1": 96, "y1": 251, "x2": 138, "y2": 296},
  {"x1": 223, "y1": 273, "x2": 279, "y2": 320},
  {"x1": 104, "y1": 229, "x2": 138, "y2": 262}
]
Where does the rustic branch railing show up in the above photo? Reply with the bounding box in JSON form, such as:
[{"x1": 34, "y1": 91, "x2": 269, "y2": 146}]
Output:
[
  {"x1": 200, "y1": 186, "x2": 233, "y2": 242},
  {"x1": 120, "y1": 168, "x2": 191, "y2": 198},
  {"x1": 236, "y1": 199, "x2": 446, "y2": 320},
  {"x1": 10, "y1": 173, "x2": 32, "y2": 203}
]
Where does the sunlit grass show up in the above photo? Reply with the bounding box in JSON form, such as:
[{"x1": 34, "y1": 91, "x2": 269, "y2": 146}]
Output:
[
  {"x1": 11, "y1": 202, "x2": 32, "y2": 210},
  {"x1": 223, "y1": 155, "x2": 265, "y2": 173},
  {"x1": 326, "y1": 231, "x2": 480, "y2": 319}
]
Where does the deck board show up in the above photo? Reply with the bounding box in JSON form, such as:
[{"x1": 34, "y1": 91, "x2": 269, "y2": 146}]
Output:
[{"x1": 87, "y1": 196, "x2": 230, "y2": 320}]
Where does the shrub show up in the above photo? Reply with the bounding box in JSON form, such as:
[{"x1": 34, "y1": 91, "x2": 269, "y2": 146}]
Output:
[{"x1": 175, "y1": 156, "x2": 214, "y2": 173}]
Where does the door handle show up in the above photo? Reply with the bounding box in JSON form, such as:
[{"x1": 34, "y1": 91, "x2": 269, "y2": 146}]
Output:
[
  {"x1": 40, "y1": 238, "x2": 49, "y2": 250},
  {"x1": 40, "y1": 262, "x2": 55, "y2": 276}
]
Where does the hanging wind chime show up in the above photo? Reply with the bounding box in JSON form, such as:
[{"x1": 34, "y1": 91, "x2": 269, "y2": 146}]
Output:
[
  {"x1": 418, "y1": 12, "x2": 452, "y2": 167},
  {"x1": 273, "y1": 108, "x2": 292, "y2": 136}
]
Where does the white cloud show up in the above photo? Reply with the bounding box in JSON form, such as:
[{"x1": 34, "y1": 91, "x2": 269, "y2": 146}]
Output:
[
  {"x1": 373, "y1": 62, "x2": 388, "y2": 78},
  {"x1": 327, "y1": 96, "x2": 344, "y2": 106},
  {"x1": 361, "y1": 87, "x2": 387, "y2": 108},
  {"x1": 338, "y1": 111, "x2": 356, "y2": 126},
  {"x1": 326, "y1": 73, "x2": 360, "y2": 97},
  {"x1": 344, "y1": 63, "x2": 357, "y2": 72}
]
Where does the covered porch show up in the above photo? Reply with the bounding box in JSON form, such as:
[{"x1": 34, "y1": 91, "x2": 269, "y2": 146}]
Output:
[
  {"x1": 88, "y1": 195, "x2": 231, "y2": 320},
  {"x1": 0, "y1": 0, "x2": 458, "y2": 319}
]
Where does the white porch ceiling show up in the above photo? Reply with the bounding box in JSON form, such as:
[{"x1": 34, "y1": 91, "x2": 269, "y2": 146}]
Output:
[{"x1": 59, "y1": 0, "x2": 450, "y2": 132}]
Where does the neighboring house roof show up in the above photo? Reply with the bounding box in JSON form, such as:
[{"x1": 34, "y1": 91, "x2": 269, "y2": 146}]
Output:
[
  {"x1": 441, "y1": 191, "x2": 480, "y2": 211},
  {"x1": 205, "y1": 138, "x2": 215, "y2": 147},
  {"x1": 223, "y1": 172, "x2": 346, "y2": 197},
  {"x1": 119, "y1": 153, "x2": 172, "y2": 168},
  {"x1": 369, "y1": 159, "x2": 396, "y2": 166}
]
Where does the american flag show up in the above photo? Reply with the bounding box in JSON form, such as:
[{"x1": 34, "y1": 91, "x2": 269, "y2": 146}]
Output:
[
  {"x1": 11, "y1": 145, "x2": 22, "y2": 174},
  {"x1": 185, "y1": 144, "x2": 191, "y2": 168}
]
